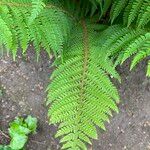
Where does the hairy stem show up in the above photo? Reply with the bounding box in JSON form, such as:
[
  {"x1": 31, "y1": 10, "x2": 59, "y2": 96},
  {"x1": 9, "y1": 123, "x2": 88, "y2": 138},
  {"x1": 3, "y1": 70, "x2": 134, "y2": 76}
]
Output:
[
  {"x1": 80, "y1": 20, "x2": 89, "y2": 99},
  {"x1": 75, "y1": 20, "x2": 89, "y2": 138}
]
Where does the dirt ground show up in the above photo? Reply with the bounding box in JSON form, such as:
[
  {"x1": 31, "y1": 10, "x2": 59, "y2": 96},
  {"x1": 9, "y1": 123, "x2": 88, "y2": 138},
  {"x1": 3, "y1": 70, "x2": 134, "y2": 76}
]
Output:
[{"x1": 0, "y1": 46, "x2": 150, "y2": 150}]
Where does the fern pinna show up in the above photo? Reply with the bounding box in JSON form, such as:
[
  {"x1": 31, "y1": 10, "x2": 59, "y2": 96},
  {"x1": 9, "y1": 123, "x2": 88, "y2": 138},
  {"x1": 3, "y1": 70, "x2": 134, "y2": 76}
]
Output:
[{"x1": 0, "y1": 0, "x2": 150, "y2": 150}]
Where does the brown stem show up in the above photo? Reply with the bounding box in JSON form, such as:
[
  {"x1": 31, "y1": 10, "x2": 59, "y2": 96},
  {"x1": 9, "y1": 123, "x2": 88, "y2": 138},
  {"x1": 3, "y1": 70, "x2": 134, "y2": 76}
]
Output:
[{"x1": 0, "y1": 130, "x2": 10, "y2": 139}]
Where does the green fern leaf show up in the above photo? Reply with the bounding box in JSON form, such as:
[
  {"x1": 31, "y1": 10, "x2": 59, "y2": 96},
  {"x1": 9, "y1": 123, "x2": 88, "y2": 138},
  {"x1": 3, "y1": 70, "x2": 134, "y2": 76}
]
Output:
[
  {"x1": 121, "y1": 34, "x2": 148, "y2": 63},
  {"x1": 130, "y1": 47, "x2": 150, "y2": 70},
  {"x1": 137, "y1": 2, "x2": 150, "y2": 28},
  {"x1": 100, "y1": 25, "x2": 145, "y2": 60},
  {"x1": 127, "y1": 0, "x2": 143, "y2": 27},
  {"x1": 47, "y1": 22, "x2": 120, "y2": 150},
  {"x1": 110, "y1": 0, "x2": 150, "y2": 28},
  {"x1": 130, "y1": 35, "x2": 150, "y2": 70},
  {"x1": 100, "y1": 25, "x2": 150, "y2": 76},
  {"x1": 29, "y1": 0, "x2": 45, "y2": 24},
  {"x1": 123, "y1": 0, "x2": 133, "y2": 25},
  {"x1": 0, "y1": 16, "x2": 12, "y2": 50},
  {"x1": 110, "y1": 0, "x2": 128, "y2": 24},
  {"x1": 0, "y1": 0, "x2": 73, "y2": 59},
  {"x1": 101, "y1": 0, "x2": 112, "y2": 17}
]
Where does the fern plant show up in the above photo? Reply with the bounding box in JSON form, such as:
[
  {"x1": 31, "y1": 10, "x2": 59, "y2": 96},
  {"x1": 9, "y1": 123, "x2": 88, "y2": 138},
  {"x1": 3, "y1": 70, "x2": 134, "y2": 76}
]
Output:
[{"x1": 0, "y1": 0, "x2": 150, "y2": 149}]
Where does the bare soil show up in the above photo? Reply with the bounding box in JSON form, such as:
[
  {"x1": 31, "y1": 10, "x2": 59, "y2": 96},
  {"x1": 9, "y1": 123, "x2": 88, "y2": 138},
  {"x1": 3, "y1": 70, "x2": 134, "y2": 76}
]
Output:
[{"x1": 0, "y1": 47, "x2": 150, "y2": 150}]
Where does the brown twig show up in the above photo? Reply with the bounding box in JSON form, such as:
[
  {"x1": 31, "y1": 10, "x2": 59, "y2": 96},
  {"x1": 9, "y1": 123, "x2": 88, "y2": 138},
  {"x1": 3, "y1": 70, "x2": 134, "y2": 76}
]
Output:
[
  {"x1": 30, "y1": 139, "x2": 46, "y2": 145},
  {"x1": 0, "y1": 130, "x2": 10, "y2": 139}
]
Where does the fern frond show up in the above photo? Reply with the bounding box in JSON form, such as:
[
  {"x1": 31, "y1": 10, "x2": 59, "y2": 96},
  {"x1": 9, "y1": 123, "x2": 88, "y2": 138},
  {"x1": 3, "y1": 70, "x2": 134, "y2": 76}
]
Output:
[
  {"x1": 102, "y1": 25, "x2": 150, "y2": 76},
  {"x1": 99, "y1": 25, "x2": 146, "y2": 62},
  {"x1": 130, "y1": 34, "x2": 150, "y2": 69},
  {"x1": 62, "y1": 0, "x2": 113, "y2": 20},
  {"x1": 110, "y1": 0, "x2": 128, "y2": 24},
  {"x1": 47, "y1": 22, "x2": 120, "y2": 150},
  {"x1": 130, "y1": 47, "x2": 150, "y2": 70},
  {"x1": 137, "y1": 0, "x2": 150, "y2": 28},
  {"x1": 1, "y1": 0, "x2": 150, "y2": 149},
  {"x1": 101, "y1": 0, "x2": 112, "y2": 17},
  {"x1": 122, "y1": 32, "x2": 150, "y2": 73},
  {"x1": 0, "y1": 0, "x2": 73, "y2": 60},
  {"x1": 110, "y1": 0, "x2": 150, "y2": 28},
  {"x1": 28, "y1": 0, "x2": 45, "y2": 24},
  {"x1": 121, "y1": 34, "x2": 149, "y2": 63},
  {"x1": 127, "y1": 0, "x2": 143, "y2": 26},
  {"x1": 0, "y1": 16, "x2": 12, "y2": 50},
  {"x1": 90, "y1": 0, "x2": 113, "y2": 18},
  {"x1": 123, "y1": 0, "x2": 132, "y2": 25}
]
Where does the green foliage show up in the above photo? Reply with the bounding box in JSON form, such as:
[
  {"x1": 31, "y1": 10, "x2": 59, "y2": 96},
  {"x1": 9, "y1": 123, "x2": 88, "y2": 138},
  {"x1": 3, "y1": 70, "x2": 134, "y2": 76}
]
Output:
[
  {"x1": 82, "y1": 0, "x2": 113, "y2": 18},
  {"x1": 110, "y1": 0, "x2": 150, "y2": 28},
  {"x1": 9, "y1": 115, "x2": 37, "y2": 150},
  {"x1": 0, "y1": 115, "x2": 37, "y2": 150},
  {"x1": 47, "y1": 22, "x2": 120, "y2": 149},
  {"x1": 0, "y1": 0, "x2": 150, "y2": 149},
  {"x1": 0, "y1": 145, "x2": 12, "y2": 150},
  {"x1": 28, "y1": 0, "x2": 46, "y2": 24},
  {"x1": 0, "y1": 0, "x2": 73, "y2": 60},
  {"x1": 101, "y1": 25, "x2": 150, "y2": 76}
]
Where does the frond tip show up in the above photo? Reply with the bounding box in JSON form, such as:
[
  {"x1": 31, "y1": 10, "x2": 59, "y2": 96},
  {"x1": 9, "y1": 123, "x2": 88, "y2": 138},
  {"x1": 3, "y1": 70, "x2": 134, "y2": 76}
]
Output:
[{"x1": 47, "y1": 22, "x2": 120, "y2": 150}]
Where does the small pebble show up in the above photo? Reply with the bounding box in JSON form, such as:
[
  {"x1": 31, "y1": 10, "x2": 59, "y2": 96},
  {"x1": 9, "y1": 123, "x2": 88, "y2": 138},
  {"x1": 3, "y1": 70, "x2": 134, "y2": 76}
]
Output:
[
  {"x1": 5, "y1": 115, "x2": 10, "y2": 119},
  {"x1": 121, "y1": 129, "x2": 125, "y2": 133}
]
